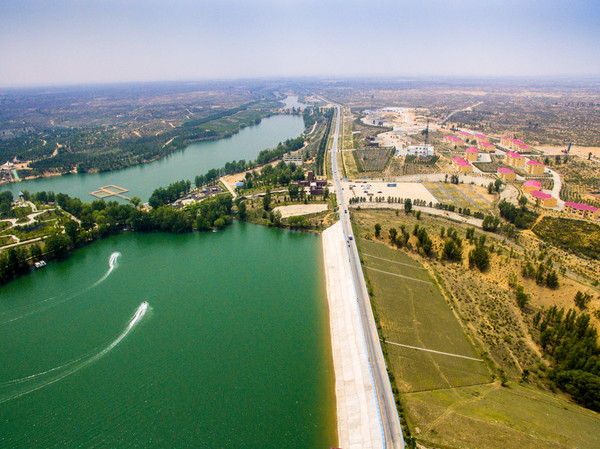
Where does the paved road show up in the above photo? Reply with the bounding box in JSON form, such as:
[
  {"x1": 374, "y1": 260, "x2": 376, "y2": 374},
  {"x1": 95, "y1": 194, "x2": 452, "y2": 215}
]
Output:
[{"x1": 329, "y1": 104, "x2": 405, "y2": 449}]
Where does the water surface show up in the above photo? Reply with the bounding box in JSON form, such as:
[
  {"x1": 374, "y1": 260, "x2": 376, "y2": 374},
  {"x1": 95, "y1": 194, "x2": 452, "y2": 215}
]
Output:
[{"x1": 0, "y1": 223, "x2": 336, "y2": 448}]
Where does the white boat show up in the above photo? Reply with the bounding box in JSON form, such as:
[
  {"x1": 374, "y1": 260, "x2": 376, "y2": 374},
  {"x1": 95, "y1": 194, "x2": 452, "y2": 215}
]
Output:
[{"x1": 34, "y1": 261, "x2": 47, "y2": 268}]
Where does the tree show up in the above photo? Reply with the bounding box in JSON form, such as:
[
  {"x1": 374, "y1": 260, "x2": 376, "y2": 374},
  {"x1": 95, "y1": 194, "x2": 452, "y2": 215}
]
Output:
[
  {"x1": 389, "y1": 228, "x2": 398, "y2": 243},
  {"x1": 64, "y1": 220, "x2": 79, "y2": 244},
  {"x1": 262, "y1": 188, "x2": 272, "y2": 211},
  {"x1": 574, "y1": 291, "x2": 592, "y2": 309},
  {"x1": 515, "y1": 285, "x2": 529, "y2": 308},
  {"x1": 374, "y1": 223, "x2": 381, "y2": 238},
  {"x1": 404, "y1": 198, "x2": 412, "y2": 214},
  {"x1": 487, "y1": 182, "x2": 494, "y2": 194},
  {"x1": 288, "y1": 184, "x2": 299, "y2": 201},
  {"x1": 237, "y1": 201, "x2": 247, "y2": 219},
  {"x1": 519, "y1": 195, "x2": 528, "y2": 208},
  {"x1": 130, "y1": 196, "x2": 142, "y2": 209},
  {"x1": 323, "y1": 188, "x2": 329, "y2": 200},
  {"x1": 546, "y1": 270, "x2": 559, "y2": 289},
  {"x1": 442, "y1": 239, "x2": 462, "y2": 261},
  {"x1": 44, "y1": 234, "x2": 71, "y2": 258},
  {"x1": 494, "y1": 178, "x2": 502, "y2": 192},
  {"x1": 482, "y1": 215, "x2": 500, "y2": 232},
  {"x1": 469, "y1": 243, "x2": 490, "y2": 271}
]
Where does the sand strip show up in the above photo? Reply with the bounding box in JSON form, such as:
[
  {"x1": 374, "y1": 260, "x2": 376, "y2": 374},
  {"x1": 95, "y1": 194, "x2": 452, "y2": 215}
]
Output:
[{"x1": 322, "y1": 221, "x2": 384, "y2": 449}]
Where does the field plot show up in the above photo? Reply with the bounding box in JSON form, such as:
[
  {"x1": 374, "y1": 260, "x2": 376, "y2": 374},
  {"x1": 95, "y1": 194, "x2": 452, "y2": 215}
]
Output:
[
  {"x1": 353, "y1": 147, "x2": 394, "y2": 172},
  {"x1": 404, "y1": 382, "x2": 600, "y2": 449},
  {"x1": 357, "y1": 238, "x2": 490, "y2": 393},
  {"x1": 424, "y1": 182, "x2": 495, "y2": 212}
]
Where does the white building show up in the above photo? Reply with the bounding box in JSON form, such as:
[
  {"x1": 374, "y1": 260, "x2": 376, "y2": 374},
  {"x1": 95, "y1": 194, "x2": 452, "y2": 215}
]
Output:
[
  {"x1": 406, "y1": 144, "x2": 434, "y2": 157},
  {"x1": 283, "y1": 153, "x2": 303, "y2": 165}
]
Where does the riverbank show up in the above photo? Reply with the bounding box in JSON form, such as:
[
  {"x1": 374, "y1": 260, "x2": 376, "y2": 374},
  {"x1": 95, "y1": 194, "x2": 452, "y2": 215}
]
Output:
[{"x1": 322, "y1": 221, "x2": 384, "y2": 449}]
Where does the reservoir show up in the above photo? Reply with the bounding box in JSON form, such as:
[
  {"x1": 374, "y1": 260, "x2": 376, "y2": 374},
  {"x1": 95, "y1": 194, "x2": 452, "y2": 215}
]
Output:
[
  {"x1": 0, "y1": 114, "x2": 304, "y2": 201},
  {"x1": 0, "y1": 222, "x2": 336, "y2": 448}
]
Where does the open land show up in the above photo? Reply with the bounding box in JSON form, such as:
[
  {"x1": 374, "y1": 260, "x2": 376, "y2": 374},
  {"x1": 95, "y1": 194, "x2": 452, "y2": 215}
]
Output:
[{"x1": 351, "y1": 208, "x2": 600, "y2": 449}]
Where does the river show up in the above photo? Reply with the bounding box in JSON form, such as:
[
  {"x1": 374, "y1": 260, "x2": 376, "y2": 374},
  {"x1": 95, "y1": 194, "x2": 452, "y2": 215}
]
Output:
[
  {"x1": 0, "y1": 223, "x2": 336, "y2": 448},
  {"x1": 0, "y1": 114, "x2": 304, "y2": 202}
]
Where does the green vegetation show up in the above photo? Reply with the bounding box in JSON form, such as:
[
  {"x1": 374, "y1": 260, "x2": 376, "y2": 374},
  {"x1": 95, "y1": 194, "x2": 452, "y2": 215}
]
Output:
[
  {"x1": 353, "y1": 147, "x2": 394, "y2": 172},
  {"x1": 357, "y1": 238, "x2": 489, "y2": 391},
  {"x1": 314, "y1": 108, "x2": 333, "y2": 176},
  {"x1": 498, "y1": 199, "x2": 538, "y2": 229},
  {"x1": 532, "y1": 216, "x2": 600, "y2": 260},
  {"x1": 533, "y1": 306, "x2": 600, "y2": 412}
]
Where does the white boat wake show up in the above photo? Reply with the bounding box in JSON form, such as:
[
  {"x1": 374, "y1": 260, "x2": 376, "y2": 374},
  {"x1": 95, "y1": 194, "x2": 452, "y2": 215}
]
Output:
[
  {"x1": 0, "y1": 252, "x2": 122, "y2": 325},
  {"x1": 0, "y1": 302, "x2": 149, "y2": 404},
  {"x1": 92, "y1": 252, "x2": 121, "y2": 287}
]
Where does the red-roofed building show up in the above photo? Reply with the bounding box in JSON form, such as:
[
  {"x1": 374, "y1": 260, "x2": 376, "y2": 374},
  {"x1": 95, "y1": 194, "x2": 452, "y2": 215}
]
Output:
[
  {"x1": 452, "y1": 157, "x2": 473, "y2": 173},
  {"x1": 444, "y1": 135, "x2": 465, "y2": 146},
  {"x1": 501, "y1": 136, "x2": 511, "y2": 146},
  {"x1": 465, "y1": 147, "x2": 479, "y2": 162},
  {"x1": 506, "y1": 151, "x2": 525, "y2": 167},
  {"x1": 498, "y1": 167, "x2": 516, "y2": 181},
  {"x1": 526, "y1": 159, "x2": 544, "y2": 175},
  {"x1": 523, "y1": 180, "x2": 542, "y2": 194},
  {"x1": 529, "y1": 190, "x2": 557, "y2": 208},
  {"x1": 564, "y1": 202, "x2": 600, "y2": 220},
  {"x1": 478, "y1": 141, "x2": 495, "y2": 152}
]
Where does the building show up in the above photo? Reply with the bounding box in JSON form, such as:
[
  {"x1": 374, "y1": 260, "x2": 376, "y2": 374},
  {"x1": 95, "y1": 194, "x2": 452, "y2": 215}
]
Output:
[
  {"x1": 465, "y1": 147, "x2": 479, "y2": 162},
  {"x1": 459, "y1": 131, "x2": 472, "y2": 140},
  {"x1": 475, "y1": 133, "x2": 490, "y2": 143},
  {"x1": 478, "y1": 141, "x2": 495, "y2": 152},
  {"x1": 526, "y1": 159, "x2": 544, "y2": 175},
  {"x1": 501, "y1": 136, "x2": 511, "y2": 146},
  {"x1": 444, "y1": 135, "x2": 465, "y2": 146},
  {"x1": 564, "y1": 202, "x2": 600, "y2": 220},
  {"x1": 530, "y1": 190, "x2": 557, "y2": 208},
  {"x1": 406, "y1": 144, "x2": 434, "y2": 156},
  {"x1": 506, "y1": 151, "x2": 525, "y2": 167},
  {"x1": 283, "y1": 153, "x2": 303, "y2": 165},
  {"x1": 498, "y1": 167, "x2": 516, "y2": 181},
  {"x1": 452, "y1": 157, "x2": 473, "y2": 173},
  {"x1": 523, "y1": 180, "x2": 542, "y2": 194}
]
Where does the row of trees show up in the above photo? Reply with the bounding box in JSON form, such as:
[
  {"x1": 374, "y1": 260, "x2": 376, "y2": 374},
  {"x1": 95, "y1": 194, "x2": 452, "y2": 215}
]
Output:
[{"x1": 315, "y1": 109, "x2": 334, "y2": 176}]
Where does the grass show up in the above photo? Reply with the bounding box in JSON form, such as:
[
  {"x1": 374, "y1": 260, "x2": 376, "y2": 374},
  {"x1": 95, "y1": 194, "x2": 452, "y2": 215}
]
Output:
[
  {"x1": 357, "y1": 238, "x2": 490, "y2": 393},
  {"x1": 352, "y1": 209, "x2": 600, "y2": 449},
  {"x1": 354, "y1": 147, "x2": 394, "y2": 172},
  {"x1": 404, "y1": 382, "x2": 600, "y2": 449},
  {"x1": 424, "y1": 182, "x2": 496, "y2": 212},
  {"x1": 533, "y1": 215, "x2": 600, "y2": 260}
]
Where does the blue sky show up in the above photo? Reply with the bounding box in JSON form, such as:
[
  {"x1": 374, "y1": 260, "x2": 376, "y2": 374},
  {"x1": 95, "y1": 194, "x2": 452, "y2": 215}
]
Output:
[{"x1": 1, "y1": 0, "x2": 599, "y2": 86}]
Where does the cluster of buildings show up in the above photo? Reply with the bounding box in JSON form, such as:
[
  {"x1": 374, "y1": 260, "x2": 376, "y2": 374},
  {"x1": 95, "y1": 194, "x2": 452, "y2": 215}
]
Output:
[
  {"x1": 294, "y1": 170, "x2": 327, "y2": 195},
  {"x1": 501, "y1": 136, "x2": 531, "y2": 152},
  {"x1": 504, "y1": 152, "x2": 545, "y2": 175},
  {"x1": 445, "y1": 132, "x2": 498, "y2": 153},
  {"x1": 523, "y1": 180, "x2": 557, "y2": 208}
]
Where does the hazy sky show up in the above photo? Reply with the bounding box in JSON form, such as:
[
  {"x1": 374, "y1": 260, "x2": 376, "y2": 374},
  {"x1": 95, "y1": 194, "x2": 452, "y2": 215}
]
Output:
[{"x1": 1, "y1": 0, "x2": 599, "y2": 86}]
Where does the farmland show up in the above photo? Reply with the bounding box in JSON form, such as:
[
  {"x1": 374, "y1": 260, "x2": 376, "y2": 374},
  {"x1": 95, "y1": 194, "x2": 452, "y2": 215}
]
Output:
[
  {"x1": 351, "y1": 208, "x2": 600, "y2": 449},
  {"x1": 424, "y1": 182, "x2": 496, "y2": 213},
  {"x1": 353, "y1": 147, "x2": 394, "y2": 173}
]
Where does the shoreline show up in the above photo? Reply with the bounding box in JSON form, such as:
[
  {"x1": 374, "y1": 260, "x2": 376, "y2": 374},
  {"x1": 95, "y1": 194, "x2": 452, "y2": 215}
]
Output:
[{"x1": 322, "y1": 220, "x2": 385, "y2": 449}]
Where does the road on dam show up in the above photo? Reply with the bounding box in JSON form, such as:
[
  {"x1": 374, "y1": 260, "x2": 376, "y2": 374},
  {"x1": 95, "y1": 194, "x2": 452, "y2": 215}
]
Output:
[{"x1": 328, "y1": 103, "x2": 405, "y2": 449}]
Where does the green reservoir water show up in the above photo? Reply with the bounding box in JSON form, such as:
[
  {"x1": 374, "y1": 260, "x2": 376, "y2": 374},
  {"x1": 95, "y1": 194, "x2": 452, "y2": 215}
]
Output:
[
  {"x1": 0, "y1": 114, "x2": 304, "y2": 202},
  {"x1": 0, "y1": 222, "x2": 336, "y2": 448}
]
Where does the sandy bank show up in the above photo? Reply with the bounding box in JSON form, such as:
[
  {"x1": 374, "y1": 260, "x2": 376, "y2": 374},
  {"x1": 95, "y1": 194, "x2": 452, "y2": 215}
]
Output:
[
  {"x1": 274, "y1": 203, "x2": 328, "y2": 218},
  {"x1": 322, "y1": 221, "x2": 384, "y2": 449}
]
